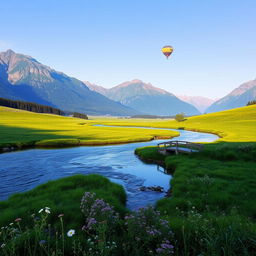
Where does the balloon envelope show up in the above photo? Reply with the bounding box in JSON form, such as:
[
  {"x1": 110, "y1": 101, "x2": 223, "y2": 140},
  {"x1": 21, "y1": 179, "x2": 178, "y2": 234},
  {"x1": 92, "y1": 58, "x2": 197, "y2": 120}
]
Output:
[{"x1": 162, "y1": 45, "x2": 173, "y2": 59}]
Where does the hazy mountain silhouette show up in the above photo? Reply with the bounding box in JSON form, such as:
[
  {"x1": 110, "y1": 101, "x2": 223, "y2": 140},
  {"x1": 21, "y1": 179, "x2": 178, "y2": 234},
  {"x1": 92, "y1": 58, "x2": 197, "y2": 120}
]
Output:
[
  {"x1": 206, "y1": 79, "x2": 256, "y2": 113},
  {"x1": 177, "y1": 95, "x2": 217, "y2": 113}
]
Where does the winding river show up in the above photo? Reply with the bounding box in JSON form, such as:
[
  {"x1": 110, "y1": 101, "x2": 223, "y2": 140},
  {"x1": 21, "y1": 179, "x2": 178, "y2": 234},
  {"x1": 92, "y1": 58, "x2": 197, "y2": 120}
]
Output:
[{"x1": 0, "y1": 128, "x2": 218, "y2": 210}]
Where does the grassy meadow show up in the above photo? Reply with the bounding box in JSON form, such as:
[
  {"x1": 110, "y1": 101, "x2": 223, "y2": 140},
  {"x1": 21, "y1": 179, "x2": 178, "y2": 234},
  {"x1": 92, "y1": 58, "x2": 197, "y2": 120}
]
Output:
[
  {"x1": 136, "y1": 143, "x2": 256, "y2": 255},
  {"x1": 0, "y1": 106, "x2": 179, "y2": 150},
  {"x1": 0, "y1": 104, "x2": 256, "y2": 255},
  {"x1": 134, "y1": 105, "x2": 256, "y2": 255},
  {"x1": 0, "y1": 174, "x2": 127, "y2": 229},
  {"x1": 96, "y1": 104, "x2": 256, "y2": 142},
  {"x1": 1, "y1": 104, "x2": 255, "y2": 151},
  {"x1": 0, "y1": 175, "x2": 174, "y2": 256}
]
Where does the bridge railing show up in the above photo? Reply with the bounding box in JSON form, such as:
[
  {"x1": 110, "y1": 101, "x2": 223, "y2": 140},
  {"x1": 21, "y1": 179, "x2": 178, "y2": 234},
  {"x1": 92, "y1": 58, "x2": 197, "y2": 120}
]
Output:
[{"x1": 157, "y1": 140, "x2": 204, "y2": 154}]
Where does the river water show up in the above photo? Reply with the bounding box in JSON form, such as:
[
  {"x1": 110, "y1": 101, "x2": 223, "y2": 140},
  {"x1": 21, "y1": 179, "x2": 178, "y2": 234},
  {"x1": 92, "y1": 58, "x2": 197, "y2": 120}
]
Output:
[{"x1": 0, "y1": 128, "x2": 218, "y2": 209}]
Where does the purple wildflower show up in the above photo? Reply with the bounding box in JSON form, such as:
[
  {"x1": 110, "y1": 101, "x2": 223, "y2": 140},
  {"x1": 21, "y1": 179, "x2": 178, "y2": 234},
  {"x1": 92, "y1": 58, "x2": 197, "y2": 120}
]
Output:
[
  {"x1": 161, "y1": 243, "x2": 174, "y2": 249},
  {"x1": 156, "y1": 248, "x2": 164, "y2": 253},
  {"x1": 39, "y1": 240, "x2": 46, "y2": 245},
  {"x1": 86, "y1": 217, "x2": 97, "y2": 229}
]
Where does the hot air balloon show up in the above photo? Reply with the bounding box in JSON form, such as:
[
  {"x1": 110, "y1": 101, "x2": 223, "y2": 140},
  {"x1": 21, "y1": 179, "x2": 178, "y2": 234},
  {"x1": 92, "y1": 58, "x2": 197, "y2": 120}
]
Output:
[{"x1": 161, "y1": 45, "x2": 173, "y2": 59}]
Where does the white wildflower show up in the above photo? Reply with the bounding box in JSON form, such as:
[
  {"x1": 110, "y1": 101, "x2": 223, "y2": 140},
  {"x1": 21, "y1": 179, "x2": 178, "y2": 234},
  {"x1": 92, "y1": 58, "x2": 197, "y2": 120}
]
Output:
[
  {"x1": 45, "y1": 208, "x2": 51, "y2": 214},
  {"x1": 39, "y1": 207, "x2": 51, "y2": 214},
  {"x1": 67, "y1": 229, "x2": 75, "y2": 237}
]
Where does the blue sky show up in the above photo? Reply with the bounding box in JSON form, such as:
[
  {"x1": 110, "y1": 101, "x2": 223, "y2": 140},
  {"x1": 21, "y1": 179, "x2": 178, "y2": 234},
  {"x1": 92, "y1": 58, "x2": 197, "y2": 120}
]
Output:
[{"x1": 0, "y1": 0, "x2": 255, "y2": 98}]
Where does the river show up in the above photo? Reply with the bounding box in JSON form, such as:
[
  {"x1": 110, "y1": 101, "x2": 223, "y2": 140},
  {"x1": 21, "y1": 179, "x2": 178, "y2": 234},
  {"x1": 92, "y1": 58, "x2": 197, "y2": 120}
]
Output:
[{"x1": 0, "y1": 128, "x2": 218, "y2": 209}]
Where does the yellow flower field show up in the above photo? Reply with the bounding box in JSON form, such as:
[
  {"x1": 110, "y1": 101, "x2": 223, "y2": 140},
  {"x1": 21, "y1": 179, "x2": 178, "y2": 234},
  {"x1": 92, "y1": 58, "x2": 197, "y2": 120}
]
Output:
[
  {"x1": 0, "y1": 106, "x2": 178, "y2": 148},
  {"x1": 0, "y1": 104, "x2": 255, "y2": 149},
  {"x1": 95, "y1": 105, "x2": 256, "y2": 142}
]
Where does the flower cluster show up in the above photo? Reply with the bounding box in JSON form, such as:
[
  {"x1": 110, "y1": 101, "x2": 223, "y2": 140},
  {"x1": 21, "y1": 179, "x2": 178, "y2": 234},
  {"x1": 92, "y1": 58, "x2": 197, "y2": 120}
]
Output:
[
  {"x1": 124, "y1": 206, "x2": 174, "y2": 255},
  {"x1": 1, "y1": 199, "x2": 175, "y2": 255},
  {"x1": 156, "y1": 240, "x2": 174, "y2": 255},
  {"x1": 80, "y1": 192, "x2": 119, "y2": 231},
  {"x1": 39, "y1": 207, "x2": 51, "y2": 214}
]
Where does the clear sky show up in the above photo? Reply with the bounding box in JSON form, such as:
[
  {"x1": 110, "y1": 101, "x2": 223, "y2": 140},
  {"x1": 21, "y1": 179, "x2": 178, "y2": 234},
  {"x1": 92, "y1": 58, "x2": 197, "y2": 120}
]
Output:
[{"x1": 0, "y1": 0, "x2": 255, "y2": 98}]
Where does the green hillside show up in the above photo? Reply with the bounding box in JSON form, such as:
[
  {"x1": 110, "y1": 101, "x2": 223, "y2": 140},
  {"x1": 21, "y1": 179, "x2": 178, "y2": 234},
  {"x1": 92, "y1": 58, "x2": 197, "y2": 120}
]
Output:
[
  {"x1": 0, "y1": 106, "x2": 178, "y2": 150},
  {"x1": 0, "y1": 104, "x2": 255, "y2": 151},
  {"x1": 97, "y1": 105, "x2": 256, "y2": 142}
]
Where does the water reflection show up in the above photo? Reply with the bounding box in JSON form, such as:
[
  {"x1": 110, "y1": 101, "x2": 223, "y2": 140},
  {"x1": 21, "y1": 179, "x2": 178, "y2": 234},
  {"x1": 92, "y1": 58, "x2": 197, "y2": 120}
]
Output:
[{"x1": 157, "y1": 165, "x2": 168, "y2": 174}]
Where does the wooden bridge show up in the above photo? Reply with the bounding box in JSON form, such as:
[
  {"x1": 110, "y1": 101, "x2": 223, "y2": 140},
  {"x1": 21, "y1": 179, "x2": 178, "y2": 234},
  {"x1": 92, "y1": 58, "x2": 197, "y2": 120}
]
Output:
[{"x1": 157, "y1": 140, "x2": 204, "y2": 155}]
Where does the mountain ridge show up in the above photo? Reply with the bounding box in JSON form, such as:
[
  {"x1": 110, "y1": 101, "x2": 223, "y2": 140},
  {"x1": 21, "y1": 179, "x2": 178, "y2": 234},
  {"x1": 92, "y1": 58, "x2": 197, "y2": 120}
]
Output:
[
  {"x1": 206, "y1": 79, "x2": 256, "y2": 113},
  {"x1": 86, "y1": 79, "x2": 200, "y2": 116},
  {"x1": 0, "y1": 50, "x2": 139, "y2": 116}
]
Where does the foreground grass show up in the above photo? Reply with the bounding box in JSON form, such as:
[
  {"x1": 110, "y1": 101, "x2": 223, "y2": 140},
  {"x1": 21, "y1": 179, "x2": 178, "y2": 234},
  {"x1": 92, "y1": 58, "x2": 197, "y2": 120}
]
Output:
[
  {"x1": 135, "y1": 143, "x2": 256, "y2": 255},
  {"x1": 0, "y1": 107, "x2": 178, "y2": 150},
  {"x1": 0, "y1": 175, "x2": 174, "y2": 256},
  {"x1": 0, "y1": 174, "x2": 127, "y2": 229},
  {"x1": 0, "y1": 175, "x2": 127, "y2": 255}
]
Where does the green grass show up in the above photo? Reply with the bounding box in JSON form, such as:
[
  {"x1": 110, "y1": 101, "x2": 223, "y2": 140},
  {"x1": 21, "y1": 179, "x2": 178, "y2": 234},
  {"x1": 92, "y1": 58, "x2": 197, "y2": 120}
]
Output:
[
  {"x1": 0, "y1": 174, "x2": 127, "y2": 229},
  {"x1": 135, "y1": 143, "x2": 256, "y2": 255},
  {"x1": 132, "y1": 106, "x2": 256, "y2": 255},
  {"x1": 0, "y1": 177, "x2": 176, "y2": 256}
]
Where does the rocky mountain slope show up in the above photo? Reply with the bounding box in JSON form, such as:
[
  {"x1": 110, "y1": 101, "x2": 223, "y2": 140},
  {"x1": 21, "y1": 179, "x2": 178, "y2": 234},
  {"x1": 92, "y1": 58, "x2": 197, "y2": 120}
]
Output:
[
  {"x1": 87, "y1": 79, "x2": 200, "y2": 116},
  {"x1": 206, "y1": 79, "x2": 256, "y2": 113},
  {"x1": 0, "y1": 50, "x2": 139, "y2": 116}
]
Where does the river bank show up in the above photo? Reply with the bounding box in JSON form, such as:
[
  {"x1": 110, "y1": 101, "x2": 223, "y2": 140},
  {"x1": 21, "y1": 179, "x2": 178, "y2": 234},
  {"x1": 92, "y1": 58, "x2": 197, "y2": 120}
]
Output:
[
  {"x1": 0, "y1": 129, "x2": 218, "y2": 210},
  {"x1": 135, "y1": 142, "x2": 256, "y2": 255}
]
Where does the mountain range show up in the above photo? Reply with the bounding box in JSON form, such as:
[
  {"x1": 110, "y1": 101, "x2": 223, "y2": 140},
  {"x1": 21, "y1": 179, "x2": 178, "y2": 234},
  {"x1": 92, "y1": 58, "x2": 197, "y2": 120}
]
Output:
[
  {"x1": 206, "y1": 79, "x2": 256, "y2": 113},
  {"x1": 0, "y1": 50, "x2": 138, "y2": 116},
  {"x1": 0, "y1": 49, "x2": 255, "y2": 116},
  {"x1": 86, "y1": 79, "x2": 200, "y2": 116},
  {"x1": 177, "y1": 95, "x2": 217, "y2": 113}
]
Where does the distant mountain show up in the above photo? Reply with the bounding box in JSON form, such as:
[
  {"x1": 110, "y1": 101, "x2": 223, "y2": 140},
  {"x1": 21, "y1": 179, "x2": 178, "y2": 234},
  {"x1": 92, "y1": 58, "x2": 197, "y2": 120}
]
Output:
[
  {"x1": 88, "y1": 79, "x2": 200, "y2": 116},
  {"x1": 206, "y1": 79, "x2": 256, "y2": 113},
  {"x1": 85, "y1": 81, "x2": 109, "y2": 96},
  {"x1": 0, "y1": 50, "x2": 139, "y2": 116},
  {"x1": 177, "y1": 95, "x2": 217, "y2": 113}
]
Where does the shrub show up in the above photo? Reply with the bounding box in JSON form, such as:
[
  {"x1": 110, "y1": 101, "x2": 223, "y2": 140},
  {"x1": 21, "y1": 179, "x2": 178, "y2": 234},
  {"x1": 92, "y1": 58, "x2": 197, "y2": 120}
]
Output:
[{"x1": 175, "y1": 113, "x2": 185, "y2": 122}]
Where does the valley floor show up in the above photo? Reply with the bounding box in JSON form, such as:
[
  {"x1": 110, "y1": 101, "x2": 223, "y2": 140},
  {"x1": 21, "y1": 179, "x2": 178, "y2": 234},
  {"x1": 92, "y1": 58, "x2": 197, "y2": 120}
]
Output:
[
  {"x1": 0, "y1": 105, "x2": 255, "y2": 152},
  {"x1": 0, "y1": 104, "x2": 255, "y2": 255}
]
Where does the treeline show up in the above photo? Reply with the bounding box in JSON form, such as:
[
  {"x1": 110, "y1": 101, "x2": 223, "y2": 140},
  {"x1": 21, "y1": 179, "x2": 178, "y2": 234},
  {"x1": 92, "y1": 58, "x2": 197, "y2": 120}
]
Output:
[
  {"x1": 0, "y1": 97, "x2": 64, "y2": 115},
  {"x1": 0, "y1": 97, "x2": 88, "y2": 119},
  {"x1": 247, "y1": 100, "x2": 256, "y2": 106},
  {"x1": 72, "y1": 112, "x2": 88, "y2": 119}
]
